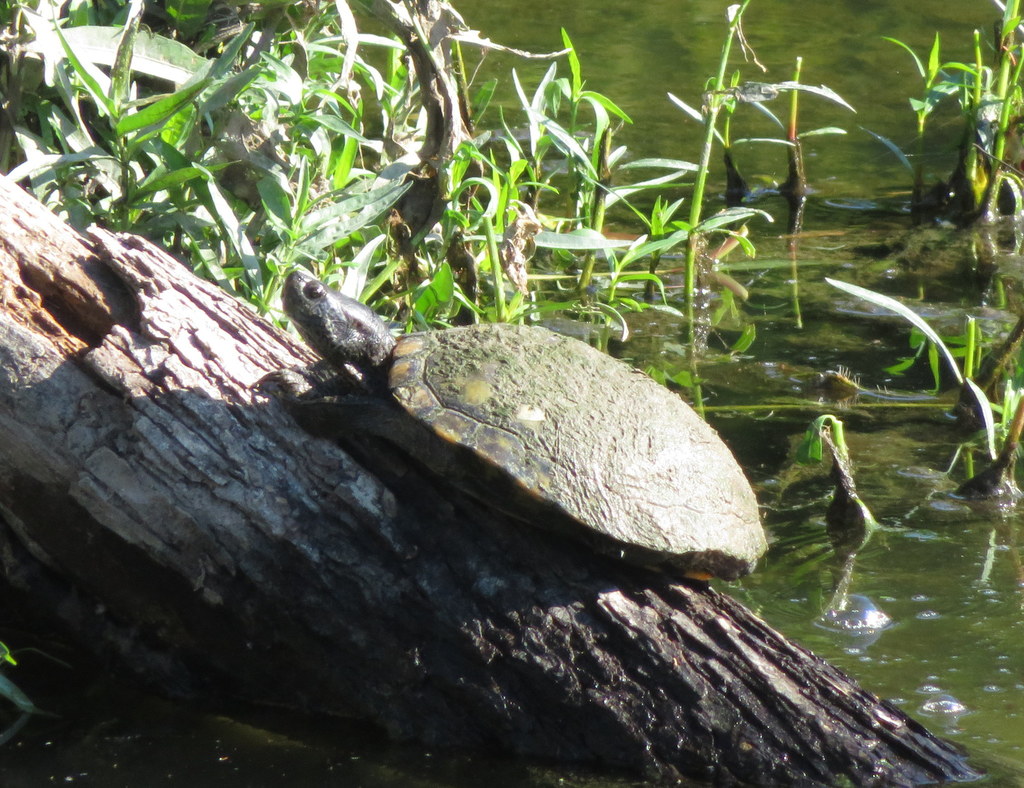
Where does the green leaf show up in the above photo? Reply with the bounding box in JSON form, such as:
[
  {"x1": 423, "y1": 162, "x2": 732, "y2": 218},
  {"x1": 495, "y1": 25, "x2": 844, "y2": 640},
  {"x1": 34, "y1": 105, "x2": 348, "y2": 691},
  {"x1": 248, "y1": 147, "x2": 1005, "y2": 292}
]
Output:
[
  {"x1": 862, "y1": 127, "x2": 913, "y2": 173},
  {"x1": 826, "y1": 278, "x2": 963, "y2": 384},
  {"x1": 298, "y1": 180, "x2": 411, "y2": 251},
  {"x1": 795, "y1": 424, "x2": 825, "y2": 464},
  {"x1": 731, "y1": 323, "x2": 756, "y2": 353},
  {"x1": 606, "y1": 170, "x2": 695, "y2": 208},
  {"x1": 580, "y1": 90, "x2": 632, "y2": 123},
  {"x1": 258, "y1": 176, "x2": 294, "y2": 234},
  {"x1": 53, "y1": 27, "x2": 209, "y2": 85},
  {"x1": 883, "y1": 36, "x2": 926, "y2": 80},
  {"x1": 624, "y1": 229, "x2": 690, "y2": 259},
  {"x1": 208, "y1": 24, "x2": 254, "y2": 81},
  {"x1": 309, "y1": 114, "x2": 371, "y2": 143},
  {"x1": 135, "y1": 164, "x2": 209, "y2": 197},
  {"x1": 964, "y1": 378, "x2": 997, "y2": 460},
  {"x1": 341, "y1": 235, "x2": 389, "y2": 300},
  {"x1": 667, "y1": 92, "x2": 704, "y2": 124},
  {"x1": 927, "y1": 33, "x2": 941, "y2": 80},
  {"x1": 562, "y1": 29, "x2": 582, "y2": 96},
  {"x1": 111, "y1": 0, "x2": 143, "y2": 113},
  {"x1": 414, "y1": 263, "x2": 456, "y2": 316},
  {"x1": 884, "y1": 357, "x2": 916, "y2": 375},
  {"x1": 535, "y1": 116, "x2": 598, "y2": 178},
  {"x1": 199, "y1": 65, "x2": 262, "y2": 116},
  {"x1": 620, "y1": 157, "x2": 698, "y2": 172},
  {"x1": 695, "y1": 207, "x2": 772, "y2": 233},
  {"x1": 471, "y1": 78, "x2": 497, "y2": 119},
  {"x1": 772, "y1": 81, "x2": 856, "y2": 113},
  {"x1": 194, "y1": 175, "x2": 262, "y2": 286},
  {"x1": 7, "y1": 147, "x2": 110, "y2": 184},
  {"x1": 746, "y1": 101, "x2": 785, "y2": 130},
  {"x1": 798, "y1": 126, "x2": 847, "y2": 138},
  {"x1": 166, "y1": 0, "x2": 212, "y2": 40},
  {"x1": 733, "y1": 137, "x2": 793, "y2": 146},
  {"x1": 55, "y1": 25, "x2": 115, "y2": 118},
  {"x1": 534, "y1": 229, "x2": 631, "y2": 250},
  {"x1": 926, "y1": 341, "x2": 941, "y2": 392},
  {"x1": 115, "y1": 78, "x2": 210, "y2": 136}
]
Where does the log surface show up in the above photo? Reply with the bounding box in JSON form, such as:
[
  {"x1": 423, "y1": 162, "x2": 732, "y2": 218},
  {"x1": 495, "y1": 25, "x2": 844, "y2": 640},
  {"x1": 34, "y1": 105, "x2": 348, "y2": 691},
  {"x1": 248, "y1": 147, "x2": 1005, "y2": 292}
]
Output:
[{"x1": 0, "y1": 176, "x2": 979, "y2": 785}]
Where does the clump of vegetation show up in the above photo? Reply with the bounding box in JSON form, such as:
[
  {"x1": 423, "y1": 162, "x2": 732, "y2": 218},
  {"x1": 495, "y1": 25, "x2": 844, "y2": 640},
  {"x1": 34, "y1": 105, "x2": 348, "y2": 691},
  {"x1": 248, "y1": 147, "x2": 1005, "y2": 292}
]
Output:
[
  {"x1": 0, "y1": 0, "x2": 852, "y2": 354},
  {"x1": 828, "y1": 277, "x2": 1024, "y2": 498},
  {"x1": 875, "y1": 0, "x2": 1024, "y2": 224}
]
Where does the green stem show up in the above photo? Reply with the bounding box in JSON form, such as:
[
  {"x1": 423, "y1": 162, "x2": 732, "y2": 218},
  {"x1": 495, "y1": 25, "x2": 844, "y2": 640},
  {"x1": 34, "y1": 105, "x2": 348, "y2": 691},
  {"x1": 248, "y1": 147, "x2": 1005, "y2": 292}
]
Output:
[
  {"x1": 483, "y1": 215, "x2": 505, "y2": 322},
  {"x1": 964, "y1": 317, "x2": 977, "y2": 379},
  {"x1": 578, "y1": 126, "x2": 613, "y2": 296},
  {"x1": 684, "y1": 0, "x2": 751, "y2": 338},
  {"x1": 986, "y1": 0, "x2": 1022, "y2": 216},
  {"x1": 965, "y1": 29, "x2": 983, "y2": 206},
  {"x1": 787, "y1": 57, "x2": 802, "y2": 141}
]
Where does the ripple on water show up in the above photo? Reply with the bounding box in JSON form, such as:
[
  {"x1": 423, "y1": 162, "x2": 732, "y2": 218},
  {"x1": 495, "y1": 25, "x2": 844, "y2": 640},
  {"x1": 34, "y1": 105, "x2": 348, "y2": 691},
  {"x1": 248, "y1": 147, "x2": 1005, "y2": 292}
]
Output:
[
  {"x1": 919, "y1": 693, "x2": 970, "y2": 718},
  {"x1": 896, "y1": 466, "x2": 947, "y2": 481},
  {"x1": 926, "y1": 498, "x2": 972, "y2": 513}
]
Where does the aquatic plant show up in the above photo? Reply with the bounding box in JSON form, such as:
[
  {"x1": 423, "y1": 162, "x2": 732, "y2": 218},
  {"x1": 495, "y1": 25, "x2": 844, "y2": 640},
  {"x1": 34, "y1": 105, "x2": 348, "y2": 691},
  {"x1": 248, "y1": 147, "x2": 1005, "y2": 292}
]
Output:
[
  {"x1": 826, "y1": 277, "x2": 1024, "y2": 495},
  {"x1": 666, "y1": 2, "x2": 851, "y2": 347},
  {"x1": 0, "y1": 641, "x2": 35, "y2": 747},
  {"x1": 878, "y1": 1, "x2": 1024, "y2": 223}
]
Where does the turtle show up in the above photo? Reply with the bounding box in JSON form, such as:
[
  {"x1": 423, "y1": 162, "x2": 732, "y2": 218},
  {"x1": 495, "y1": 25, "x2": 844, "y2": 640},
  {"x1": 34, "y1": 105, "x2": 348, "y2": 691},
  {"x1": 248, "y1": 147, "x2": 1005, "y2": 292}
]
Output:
[{"x1": 269, "y1": 269, "x2": 766, "y2": 580}]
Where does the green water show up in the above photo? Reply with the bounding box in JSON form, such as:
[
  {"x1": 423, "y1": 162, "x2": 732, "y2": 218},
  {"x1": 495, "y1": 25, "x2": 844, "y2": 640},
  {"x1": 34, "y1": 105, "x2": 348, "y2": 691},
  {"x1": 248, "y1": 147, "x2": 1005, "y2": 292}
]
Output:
[{"x1": 5, "y1": 0, "x2": 1024, "y2": 784}]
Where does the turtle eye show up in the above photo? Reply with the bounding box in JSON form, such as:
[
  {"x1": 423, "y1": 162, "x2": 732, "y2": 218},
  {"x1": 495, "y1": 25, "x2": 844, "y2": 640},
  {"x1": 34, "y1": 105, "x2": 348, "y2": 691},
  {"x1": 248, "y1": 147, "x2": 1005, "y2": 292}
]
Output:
[{"x1": 303, "y1": 281, "x2": 326, "y2": 301}]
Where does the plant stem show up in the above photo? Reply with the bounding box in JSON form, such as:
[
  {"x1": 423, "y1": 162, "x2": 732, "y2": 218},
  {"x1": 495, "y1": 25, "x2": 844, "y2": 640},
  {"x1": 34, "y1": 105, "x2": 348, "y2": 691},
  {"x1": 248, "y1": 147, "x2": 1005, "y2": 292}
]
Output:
[
  {"x1": 483, "y1": 215, "x2": 506, "y2": 322},
  {"x1": 684, "y1": 0, "x2": 751, "y2": 338},
  {"x1": 985, "y1": 0, "x2": 1022, "y2": 217},
  {"x1": 577, "y1": 126, "x2": 613, "y2": 296}
]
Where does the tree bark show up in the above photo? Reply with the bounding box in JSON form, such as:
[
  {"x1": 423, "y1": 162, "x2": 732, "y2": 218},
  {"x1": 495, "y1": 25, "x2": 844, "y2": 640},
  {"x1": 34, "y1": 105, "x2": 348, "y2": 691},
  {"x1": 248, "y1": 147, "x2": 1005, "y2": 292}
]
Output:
[{"x1": 0, "y1": 176, "x2": 979, "y2": 785}]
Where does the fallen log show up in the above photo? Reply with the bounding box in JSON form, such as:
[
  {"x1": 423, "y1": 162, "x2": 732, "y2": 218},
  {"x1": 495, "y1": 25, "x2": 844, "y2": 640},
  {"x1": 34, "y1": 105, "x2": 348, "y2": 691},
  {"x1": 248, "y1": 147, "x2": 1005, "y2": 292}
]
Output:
[{"x1": 0, "y1": 176, "x2": 979, "y2": 784}]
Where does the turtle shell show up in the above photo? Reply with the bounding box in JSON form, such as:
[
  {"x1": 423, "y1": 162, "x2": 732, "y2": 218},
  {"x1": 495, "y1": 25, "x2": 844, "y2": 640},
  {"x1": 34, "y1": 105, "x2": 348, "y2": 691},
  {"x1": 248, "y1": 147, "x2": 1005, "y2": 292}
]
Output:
[{"x1": 387, "y1": 323, "x2": 765, "y2": 580}]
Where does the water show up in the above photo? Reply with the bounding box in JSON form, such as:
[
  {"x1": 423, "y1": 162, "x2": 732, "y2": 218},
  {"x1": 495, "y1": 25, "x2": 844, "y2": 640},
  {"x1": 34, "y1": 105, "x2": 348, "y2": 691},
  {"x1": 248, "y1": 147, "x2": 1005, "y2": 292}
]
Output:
[{"x1": 5, "y1": 0, "x2": 1024, "y2": 784}]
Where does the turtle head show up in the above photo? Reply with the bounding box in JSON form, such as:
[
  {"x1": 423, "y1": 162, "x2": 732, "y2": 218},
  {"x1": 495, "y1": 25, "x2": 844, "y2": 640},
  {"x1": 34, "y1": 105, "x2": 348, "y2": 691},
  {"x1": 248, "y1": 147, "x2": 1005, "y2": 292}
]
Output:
[{"x1": 282, "y1": 270, "x2": 397, "y2": 373}]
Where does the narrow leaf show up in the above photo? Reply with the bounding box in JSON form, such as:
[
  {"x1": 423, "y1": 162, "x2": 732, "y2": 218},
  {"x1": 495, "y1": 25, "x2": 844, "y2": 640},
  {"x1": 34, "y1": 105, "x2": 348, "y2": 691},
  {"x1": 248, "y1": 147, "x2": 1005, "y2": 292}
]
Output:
[
  {"x1": 115, "y1": 78, "x2": 209, "y2": 136},
  {"x1": 826, "y1": 278, "x2": 963, "y2": 384},
  {"x1": 965, "y1": 378, "x2": 997, "y2": 460},
  {"x1": 111, "y1": 0, "x2": 144, "y2": 112},
  {"x1": 927, "y1": 33, "x2": 941, "y2": 79},
  {"x1": 883, "y1": 36, "x2": 927, "y2": 79},
  {"x1": 620, "y1": 157, "x2": 698, "y2": 171},
  {"x1": 773, "y1": 81, "x2": 856, "y2": 112},
  {"x1": 535, "y1": 229, "x2": 631, "y2": 250},
  {"x1": 667, "y1": 92, "x2": 703, "y2": 123},
  {"x1": 862, "y1": 127, "x2": 913, "y2": 173}
]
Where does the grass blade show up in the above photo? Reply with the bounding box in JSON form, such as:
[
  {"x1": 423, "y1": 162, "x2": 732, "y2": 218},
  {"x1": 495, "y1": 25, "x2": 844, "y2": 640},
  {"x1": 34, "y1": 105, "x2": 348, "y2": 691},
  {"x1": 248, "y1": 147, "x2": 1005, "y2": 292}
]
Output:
[{"x1": 826, "y1": 277, "x2": 963, "y2": 383}]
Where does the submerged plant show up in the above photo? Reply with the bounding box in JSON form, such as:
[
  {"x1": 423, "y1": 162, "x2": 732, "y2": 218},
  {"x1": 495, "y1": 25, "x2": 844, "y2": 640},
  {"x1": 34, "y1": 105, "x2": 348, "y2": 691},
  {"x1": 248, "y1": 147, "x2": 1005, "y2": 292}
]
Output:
[
  {"x1": 826, "y1": 277, "x2": 1024, "y2": 496},
  {"x1": 0, "y1": 641, "x2": 36, "y2": 747}
]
